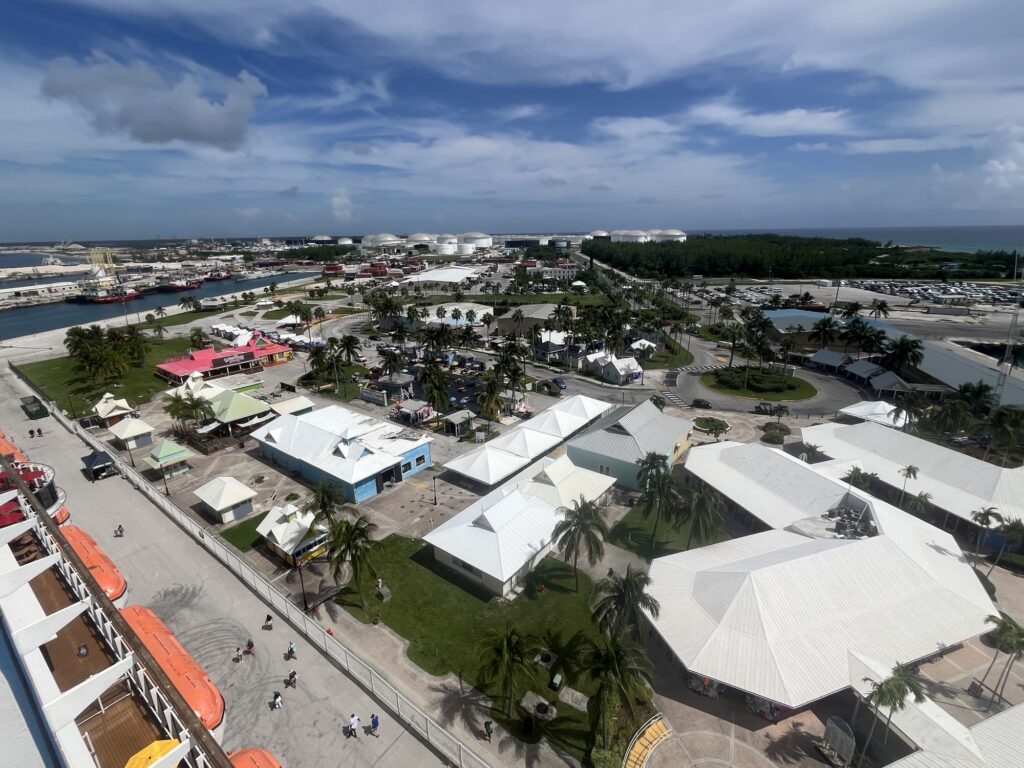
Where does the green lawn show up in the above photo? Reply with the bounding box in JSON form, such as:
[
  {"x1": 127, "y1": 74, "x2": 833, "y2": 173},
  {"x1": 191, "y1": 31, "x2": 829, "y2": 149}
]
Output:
[
  {"x1": 301, "y1": 363, "x2": 369, "y2": 400},
  {"x1": 337, "y1": 535, "x2": 606, "y2": 760},
  {"x1": 221, "y1": 511, "x2": 269, "y2": 551},
  {"x1": 139, "y1": 308, "x2": 222, "y2": 329},
  {"x1": 609, "y1": 505, "x2": 731, "y2": 559},
  {"x1": 700, "y1": 368, "x2": 817, "y2": 401},
  {"x1": 643, "y1": 338, "x2": 694, "y2": 369},
  {"x1": 18, "y1": 337, "x2": 191, "y2": 416},
  {"x1": 263, "y1": 302, "x2": 320, "y2": 320},
  {"x1": 694, "y1": 416, "x2": 729, "y2": 432}
]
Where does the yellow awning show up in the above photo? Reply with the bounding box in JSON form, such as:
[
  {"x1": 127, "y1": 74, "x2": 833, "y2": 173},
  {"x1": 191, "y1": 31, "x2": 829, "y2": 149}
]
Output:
[{"x1": 124, "y1": 740, "x2": 180, "y2": 768}]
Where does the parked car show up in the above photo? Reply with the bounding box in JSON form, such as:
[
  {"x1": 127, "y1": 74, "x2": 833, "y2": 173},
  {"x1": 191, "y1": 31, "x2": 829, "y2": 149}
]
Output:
[
  {"x1": 368, "y1": 334, "x2": 380, "y2": 341},
  {"x1": 692, "y1": 398, "x2": 713, "y2": 409},
  {"x1": 552, "y1": 376, "x2": 567, "y2": 390}
]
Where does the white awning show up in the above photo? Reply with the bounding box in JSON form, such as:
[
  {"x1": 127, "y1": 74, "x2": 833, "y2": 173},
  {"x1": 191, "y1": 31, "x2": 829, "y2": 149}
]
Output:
[{"x1": 237, "y1": 412, "x2": 276, "y2": 428}]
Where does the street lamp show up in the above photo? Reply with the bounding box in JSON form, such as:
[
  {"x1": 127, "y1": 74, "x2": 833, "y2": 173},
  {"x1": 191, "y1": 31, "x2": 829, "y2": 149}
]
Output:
[
  {"x1": 162, "y1": 467, "x2": 170, "y2": 496},
  {"x1": 296, "y1": 558, "x2": 309, "y2": 611},
  {"x1": 433, "y1": 475, "x2": 438, "y2": 506},
  {"x1": 125, "y1": 441, "x2": 135, "y2": 468}
]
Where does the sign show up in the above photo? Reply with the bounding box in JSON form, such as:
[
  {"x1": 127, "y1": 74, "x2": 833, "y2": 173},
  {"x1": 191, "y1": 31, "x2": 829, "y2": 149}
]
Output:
[{"x1": 214, "y1": 350, "x2": 255, "y2": 366}]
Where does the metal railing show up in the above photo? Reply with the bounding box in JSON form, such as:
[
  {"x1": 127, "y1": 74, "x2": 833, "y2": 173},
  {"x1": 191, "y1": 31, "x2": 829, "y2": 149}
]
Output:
[{"x1": 18, "y1": 372, "x2": 492, "y2": 768}]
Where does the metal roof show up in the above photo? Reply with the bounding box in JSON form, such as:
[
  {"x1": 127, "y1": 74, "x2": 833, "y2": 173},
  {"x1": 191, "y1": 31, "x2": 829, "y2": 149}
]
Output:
[
  {"x1": 568, "y1": 400, "x2": 693, "y2": 464},
  {"x1": 193, "y1": 476, "x2": 256, "y2": 511},
  {"x1": 804, "y1": 421, "x2": 1024, "y2": 524}
]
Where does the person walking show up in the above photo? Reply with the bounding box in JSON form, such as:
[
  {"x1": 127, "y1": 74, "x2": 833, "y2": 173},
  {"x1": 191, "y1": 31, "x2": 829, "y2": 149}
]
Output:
[
  {"x1": 349, "y1": 713, "x2": 360, "y2": 738},
  {"x1": 484, "y1": 720, "x2": 493, "y2": 742},
  {"x1": 114, "y1": 525, "x2": 124, "y2": 537},
  {"x1": 286, "y1": 670, "x2": 296, "y2": 688},
  {"x1": 264, "y1": 613, "x2": 273, "y2": 630},
  {"x1": 246, "y1": 638, "x2": 255, "y2": 655},
  {"x1": 286, "y1": 640, "x2": 296, "y2": 660},
  {"x1": 234, "y1": 646, "x2": 243, "y2": 663},
  {"x1": 370, "y1": 713, "x2": 379, "y2": 738},
  {"x1": 272, "y1": 692, "x2": 283, "y2": 710}
]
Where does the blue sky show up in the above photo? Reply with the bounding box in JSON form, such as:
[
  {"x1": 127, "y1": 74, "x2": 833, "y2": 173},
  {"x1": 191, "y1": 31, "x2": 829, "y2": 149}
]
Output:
[{"x1": 1, "y1": 0, "x2": 1022, "y2": 240}]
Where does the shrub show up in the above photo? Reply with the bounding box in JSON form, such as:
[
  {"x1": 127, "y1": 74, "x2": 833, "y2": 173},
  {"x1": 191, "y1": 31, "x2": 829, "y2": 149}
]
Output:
[
  {"x1": 253, "y1": 474, "x2": 265, "y2": 484},
  {"x1": 762, "y1": 422, "x2": 791, "y2": 436},
  {"x1": 285, "y1": 492, "x2": 300, "y2": 502},
  {"x1": 761, "y1": 431, "x2": 785, "y2": 445}
]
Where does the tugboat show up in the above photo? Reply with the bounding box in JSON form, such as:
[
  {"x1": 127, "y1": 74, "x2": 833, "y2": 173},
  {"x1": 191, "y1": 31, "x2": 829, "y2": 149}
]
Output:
[
  {"x1": 159, "y1": 278, "x2": 204, "y2": 292},
  {"x1": 204, "y1": 270, "x2": 232, "y2": 281},
  {"x1": 82, "y1": 285, "x2": 142, "y2": 303}
]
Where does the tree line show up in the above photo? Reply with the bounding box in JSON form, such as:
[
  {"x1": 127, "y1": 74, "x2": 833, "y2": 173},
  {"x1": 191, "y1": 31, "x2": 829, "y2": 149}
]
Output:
[{"x1": 582, "y1": 234, "x2": 1017, "y2": 280}]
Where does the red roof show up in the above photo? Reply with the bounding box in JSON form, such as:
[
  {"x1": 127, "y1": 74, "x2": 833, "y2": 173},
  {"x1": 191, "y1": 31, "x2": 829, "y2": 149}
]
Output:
[{"x1": 156, "y1": 334, "x2": 290, "y2": 378}]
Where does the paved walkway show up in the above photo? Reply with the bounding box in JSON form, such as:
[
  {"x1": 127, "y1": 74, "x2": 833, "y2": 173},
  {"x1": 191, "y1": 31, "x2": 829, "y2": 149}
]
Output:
[{"x1": 0, "y1": 364, "x2": 566, "y2": 768}]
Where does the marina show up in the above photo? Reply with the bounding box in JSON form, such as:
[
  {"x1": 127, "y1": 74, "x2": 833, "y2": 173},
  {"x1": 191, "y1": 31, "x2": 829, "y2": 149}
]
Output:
[{"x1": 0, "y1": 271, "x2": 317, "y2": 339}]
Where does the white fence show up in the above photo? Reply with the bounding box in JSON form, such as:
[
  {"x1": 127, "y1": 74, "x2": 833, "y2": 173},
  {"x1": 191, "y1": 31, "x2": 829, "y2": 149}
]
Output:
[{"x1": 41, "y1": 400, "x2": 491, "y2": 768}]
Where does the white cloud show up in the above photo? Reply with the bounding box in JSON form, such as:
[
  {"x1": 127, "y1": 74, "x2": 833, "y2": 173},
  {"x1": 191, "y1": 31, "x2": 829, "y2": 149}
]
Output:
[
  {"x1": 494, "y1": 104, "x2": 544, "y2": 121},
  {"x1": 687, "y1": 97, "x2": 854, "y2": 137},
  {"x1": 41, "y1": 52, "x2": 266, "y2": 150},
  {"x1": 331, "y1": 188, "x2": 354, "y2": 221},
  {"x1": 983, "y1": 125, "x2": 1024, "y2": 191},
  {"x1": 845, "y1": 137, "x2": 975, "y2": 154},
  {"x1": 790, "y1": 142, "x2": 831, "y2": 151}
]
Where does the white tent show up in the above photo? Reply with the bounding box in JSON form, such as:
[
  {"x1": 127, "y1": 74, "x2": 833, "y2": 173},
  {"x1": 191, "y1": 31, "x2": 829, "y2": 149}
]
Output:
[
  {"x1": 839, "y1": 400, "x2": 907, "y2": 429},
  {"x1": 524, "y1": 408, "x2": 587, "y2": 439},
  {"x1": 274, "y1": 314, "x2": 304, "y2": 326},
  {"x1": 630, "y1": 339, "x2": 657, "y2": 352}
]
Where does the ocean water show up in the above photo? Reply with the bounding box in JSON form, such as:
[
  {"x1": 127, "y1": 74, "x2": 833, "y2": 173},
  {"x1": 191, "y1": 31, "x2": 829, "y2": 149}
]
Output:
[{"x1": 0, "y1": 250, "x2": 89, "y2": 269}]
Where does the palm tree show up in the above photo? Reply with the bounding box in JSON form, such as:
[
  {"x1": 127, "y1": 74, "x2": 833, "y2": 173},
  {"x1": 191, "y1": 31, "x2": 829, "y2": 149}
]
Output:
[
  {"x1": 857, "y1": 664, "x2": 924, "y2": 768},
  {"x1": 842, "y1": 466, "x2": 878, "y2": 492},
  {"x1": 421, "y1": 361, "x2": 450, "y2": 413},
  {"x1": 478, "y1": 623, "x2": 537, "y2": 717},
  {"x1": 906, "y1": 491, "x2": 932, "y2": 518},
  {"x1": 883, "y1": 335, "x2": 924, "y2": 376},
  {"x1": 988, "y1": 519, "x2": 1024, "y2": 576},
  {"x1": 803, "y1": 443, "x2": 822, "y2": 463},
  {"x1": 840, "y1": 317, "x2": 869, "y2": 353},
  {"x1": 178, "y1": 295, "x2": 196, "y2": 311},
  {"x1": 771, "y1": 404, "x2": 789, "y2": 423},
  {"x1": 809, "y1": 316, "x2": 840, "y2": 349},
  {"x1": 898, "y1": 464, "x2": 919, "y2": 507},
  {"x1": 154, "y1": 306, "x2": 167, "y2": 319},
  {"x1": 889, "y1": 391, "x2": 928, "y2": 433},
  {"x1": 338, "y1": 334, "x2": 361, "y2": 364},
  {"x1": 634, "y1": 453, "x2": 681, "y2": 558},
  {"x1": 987, "y1": 622, "x2": 1024, "y2": 711},
  {"x1": 551, "y1": 496, "x2": 608, "y2": 593},
  {"x1": 869, "y1": 300, "x2": 890, "y2": 320},
  {"x1": 576, "y1": 634, "x2": 652, "y2": 749},
  {"x1": 482, "y1": 312, "x2": 493, "y2": 339},
  {"x1": 189, "y1": 327, "x2": 207, "y2": 349},
  {"x1": 687, "y1": 486, "x2": 723, "y2": 550},
  {"x1": 162, "y1": 392, "x2": 190, "y2": 434},
  {"x1": 956, "y1": 380, "x2": 997, "y2": 418},
  {"x1": 841, "y1": 302, "x2": 863, "y2": 319},
  {"x1": 979, "y1": 614, "x2": 1023, "y2": 700},
  {"x1": 122, "y1": 325, "x2": 150, "y2": 366},
  {"x1": 475, "y1": 372, "x2": 503, "y2": 423},
  {"x1": 182, "y1": 391, "x2": 214, "y2": 431},
  {"x1": 327, "y1": 514, "x2": 378, "y2": 610},
  {"x1": 381, "y1": 349, "x2": 404, "y2": 382},
  {"x1": 988, "y1": 406, "x2": 1024, "y2": 462},
  {"x1": 511, "y1": 307, "x2": 525, "y2": 338},
  {"x1": 591, "y1": 564, "x2": 659, "y2": 638},
  {"x1": 303, "y1": 480, "x2": 345, "y2": 529},
  {"x1": 971, "y1": 507, "x2": 1004, "y2": 567}
]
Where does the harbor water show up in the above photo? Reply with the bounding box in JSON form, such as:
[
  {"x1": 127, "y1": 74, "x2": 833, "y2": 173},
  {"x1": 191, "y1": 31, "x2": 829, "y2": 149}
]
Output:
[{"x1": 0, "y1": 270, "x2": 317, "y2": 339}]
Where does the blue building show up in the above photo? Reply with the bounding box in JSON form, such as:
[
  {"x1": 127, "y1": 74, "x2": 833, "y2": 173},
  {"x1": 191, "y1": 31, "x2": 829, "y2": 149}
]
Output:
[{"x1": 251, "y1": 405, "x2": 433, "y2": 503}]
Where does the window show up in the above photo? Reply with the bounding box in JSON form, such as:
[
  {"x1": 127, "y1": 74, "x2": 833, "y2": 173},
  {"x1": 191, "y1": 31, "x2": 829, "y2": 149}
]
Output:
[
  {"x1": 415, "y1": 455, "x2": 426, "y2": 466},
  {"x1": 456, "y1": 559, "x2": 477, "y2": 575},
  {"x1": 401, "y1": 462, "x2": 412, "y2": 473}
]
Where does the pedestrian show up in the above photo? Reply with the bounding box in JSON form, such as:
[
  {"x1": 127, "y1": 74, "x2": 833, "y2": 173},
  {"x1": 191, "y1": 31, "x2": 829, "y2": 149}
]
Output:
[
  {"x1": 484, "y1": 720, "x2": 493, "y2": 742},
  {"x1": 286, "y1": 670, "x2": 296, "y2": 688},
  {"x1": 37, "y1": 427, "x2": 43, "y2": 436},
  {"x1": 115, "y1": 525, "x2": 124, "y2": 537},
  {"x1": 273, "y1": 692, "x2": 283, "y2": 710},
  {"x1": 28, "y1": 429, "x2": 35, "y2": 439},
  {"x1": 370, "y1": 713, "x2": 379, "y2": 737},
  {"x1": 264, "y1": 613, "x2": 273, "y2": 630},
  {"x1": 349, "y1": 713, "x2": 360, "y2": 738},
  {"x1": 246, "y1": 638, "x2": 255, "y2": 655},
  {"x1": 286, "y1": 640, "x2": 296, "y2": 660},
  {"x1": 234, "y1": 646, "x2": 243, "y2": 663}
]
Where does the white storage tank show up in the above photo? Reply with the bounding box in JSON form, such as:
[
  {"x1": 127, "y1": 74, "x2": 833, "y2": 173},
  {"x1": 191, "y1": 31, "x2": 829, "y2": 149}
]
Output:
[
  {"x1": 458, "y1": 231, "x2": 493, "y2": 248},
  {"x1": 653, "y1": 228, "x2": 687, "y2": 242},
  {"x1": 436, "y1": 242, "x2": 457, "y2": 256},
  {"x1": 437, "y1": 234, "x2": 458, "y2": 245},
  {"x1": 456, "y1": 243, "x2": 476, "y2": 256}
]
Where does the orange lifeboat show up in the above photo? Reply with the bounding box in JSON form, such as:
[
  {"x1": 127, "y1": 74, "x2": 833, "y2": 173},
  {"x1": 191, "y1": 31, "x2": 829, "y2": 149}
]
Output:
[
  {"x1": 61, "y1": 525, "x2": 126, "y2": 602},
  {"x1": 229, "y1": 748, "x2": 282, "y2": 768},
  {"x1": 120, "y1": 605, "x2": 225, "y2": 734}
]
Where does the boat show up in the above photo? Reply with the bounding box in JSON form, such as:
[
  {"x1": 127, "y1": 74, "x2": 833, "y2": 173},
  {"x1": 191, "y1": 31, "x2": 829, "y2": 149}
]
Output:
[
  {"x1": 204, "y1": 271, "x2": 232, "y2": 281},
  {"x1": 68, "y1": 285, "x2": 142, "y2": 303},
  {"x1": 233, "y1": 269, "x2": 274, "y2": 282},
  {"x1": 158, "y1": 278, "x2": 204, "y2": 292},
  {"x1": 41, "y1": 255, "x2": 67, "y2": 267}
]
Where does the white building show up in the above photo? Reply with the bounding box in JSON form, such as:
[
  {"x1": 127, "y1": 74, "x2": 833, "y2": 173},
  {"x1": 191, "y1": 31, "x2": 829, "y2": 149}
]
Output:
[
  {"x1": 107, "y1": 417, "x2": 154, "y2": 450},
  {"x1": 649, "y1": 442, "x2": 995, "y2": 710},
  {"x1": 425, "y1": 455, "x2": 614, "y2": 596},
  {"x1": 256, "y1": 502, "x2": 329, "y2": 566},
  {"x1": 193, "y1": 476, "x2": 258, "y2": 524},
  {"x1": 803, "y1": 420, "x2": 1024, "y2": 526}
]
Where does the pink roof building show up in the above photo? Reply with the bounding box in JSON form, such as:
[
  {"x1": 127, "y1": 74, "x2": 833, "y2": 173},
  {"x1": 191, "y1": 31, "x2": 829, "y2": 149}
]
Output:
[{"x1": 155, "y1": 333, "x2": 292, "y2": 383}]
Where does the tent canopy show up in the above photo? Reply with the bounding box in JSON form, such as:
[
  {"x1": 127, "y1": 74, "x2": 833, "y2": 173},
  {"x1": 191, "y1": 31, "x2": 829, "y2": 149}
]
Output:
[{"x1": 82, "y1": 449, "x2": 113, "y2": 471}]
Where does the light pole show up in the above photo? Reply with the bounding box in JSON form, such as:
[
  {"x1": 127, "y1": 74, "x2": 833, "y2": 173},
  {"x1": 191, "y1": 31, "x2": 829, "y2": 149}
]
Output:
[
  {"x1": 433, "y1": 475, "x2": 438, "y2": 506},
  {"x1": 296, "y1": 558, "x2": 309, "y2": 611},
  {"x1": 162, "y1": 467, "x2": 170, "y2": 496},
  {"x1": 125, "y1": 441, "x2": 135, "y2": 468}
]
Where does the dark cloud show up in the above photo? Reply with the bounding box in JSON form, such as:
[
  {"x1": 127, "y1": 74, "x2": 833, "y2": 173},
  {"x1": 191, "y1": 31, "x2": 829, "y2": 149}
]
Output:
[
  {"x1": 41, "y1": 52, "x2": 266, "y2": 150},
  {"x1": 540, "y1": 176, "x2": 568, "y2": 187},
  {"x1": 589, "y1": 183, "x2": 612, "y2": 192},
  {"x1": 277, "y1": 185, "x2": 300, "y2": 197}
]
